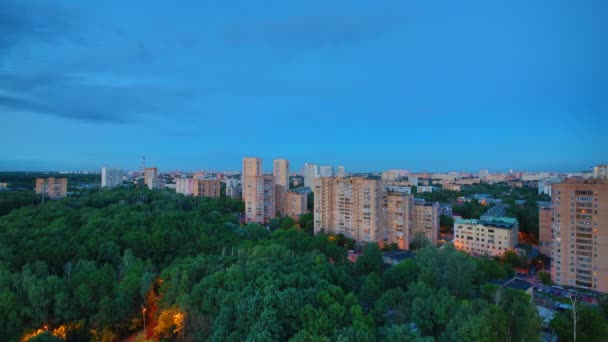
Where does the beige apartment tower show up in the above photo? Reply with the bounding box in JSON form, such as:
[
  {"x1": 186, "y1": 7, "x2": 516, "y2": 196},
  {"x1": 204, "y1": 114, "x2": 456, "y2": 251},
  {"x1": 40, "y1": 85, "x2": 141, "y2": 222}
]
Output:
[
  {"x1": 35, "y1": 178, "x2": 68, "y2": 199},
  {"x1": 386, "y1": 191, "x2": 413, "y2": 250},
  {"x1": 413, "y1": 201, "x2": 440, "y2": 244},
  {"x1": 144, "y1": 168, "x2": 158, "y2": 189},
  {"x1": 539, "y1": 207, "x2": 553, "y2": 256},
  {"x1": 193, "y1": 179, "x2": 221, "y2": 198},
  {"x1": 242, "y1": 157, "x2": 276, "y2": 224},
  {"x1": 273, "y1": 159, "x2": 290, "y2": 189},
  {"x1": 314, "y1": 177, "x2": 385, "y2": 242},
  {"x1": 551, "y1": 179, "x2": 608, "y2": 292}
]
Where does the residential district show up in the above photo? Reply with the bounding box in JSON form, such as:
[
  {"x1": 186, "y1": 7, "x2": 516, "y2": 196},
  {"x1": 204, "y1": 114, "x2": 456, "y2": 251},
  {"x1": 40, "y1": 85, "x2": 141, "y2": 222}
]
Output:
[{"x1": 3, "y1": 160, "x2": 608, "y2": 340}]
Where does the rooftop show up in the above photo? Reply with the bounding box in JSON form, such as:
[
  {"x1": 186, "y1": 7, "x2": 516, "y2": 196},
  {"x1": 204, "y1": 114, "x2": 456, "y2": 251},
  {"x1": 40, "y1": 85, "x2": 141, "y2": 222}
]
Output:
[
  {"x1": 490, "y1": 277, "x2": 533, "y2": 291},
  {"x1": 455, "y1": 216, "x2": 518, "y2": 229}
]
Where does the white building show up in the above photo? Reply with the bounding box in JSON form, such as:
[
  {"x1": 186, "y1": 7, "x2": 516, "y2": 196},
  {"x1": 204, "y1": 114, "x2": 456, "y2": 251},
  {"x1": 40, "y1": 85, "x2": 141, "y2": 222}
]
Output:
[
  {"x1": 101, "y1": 167, "x2": 123, "y2": 188},
  {"x1": 453, "y1": 217, "x2": 519, "y2": 257},
  {"x1": 408, "y1": 176, "x2": 419, "y2": 186},
  {"x1": 416, "y1": 185, "x2": 436, "y2": 193},
  {"x1": 337, "y1": 166, "x2": 346, "y2": 177},
  {"x1": 319, "y1": 165, "x2": 334, "y2": 177},
  {"x1": 304, "y1": 163, "x2": 319, "y2": 188},
  {"x1": 176, "y1": 178, "x2": 195, "y2": 196},
  {"x1": 226, "y1": 178, "x2": 241, "y2": 199}
]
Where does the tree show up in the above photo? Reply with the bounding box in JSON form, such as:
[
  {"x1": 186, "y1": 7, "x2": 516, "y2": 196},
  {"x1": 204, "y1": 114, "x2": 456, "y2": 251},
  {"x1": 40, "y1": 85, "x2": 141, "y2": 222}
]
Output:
[
  {"x1": 439, "y1": 214, "x2": 454, "y2": 234},
  {"x1": 359, "y1": 272, "x2": 381, "y2": 307},
  {"x1": 355, "y1": 243, "x2": 383, "y2": 275},
  {"x1": 538, "y1": 271, "x2": 552, "y2": 285}
]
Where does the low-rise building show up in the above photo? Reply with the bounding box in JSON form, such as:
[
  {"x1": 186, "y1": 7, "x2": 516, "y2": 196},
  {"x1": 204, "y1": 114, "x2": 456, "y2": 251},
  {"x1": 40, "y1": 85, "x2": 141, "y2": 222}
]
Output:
[
  {"x1": 453, "y1": 217, "x2": 519, "y2": 257},
  {"x1": 442, "y1": 183, "x2": 461, "y2": 192},
  {"x1": 416, "y1": 185, "x2": 436, "y2": 193}
]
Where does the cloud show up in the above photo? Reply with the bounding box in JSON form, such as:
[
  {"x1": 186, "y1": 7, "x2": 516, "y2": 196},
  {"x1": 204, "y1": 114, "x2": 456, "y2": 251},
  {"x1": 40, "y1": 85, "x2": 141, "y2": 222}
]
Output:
[
  {"x1": 223, "y1": 15, "x2": 401, "y2": 49},
  {"x1": 0, "y1": 71, "x2": 195, "y2": 124},
  {"x1": 0, "y1": 0, "x2": 76, "y2": 55}
]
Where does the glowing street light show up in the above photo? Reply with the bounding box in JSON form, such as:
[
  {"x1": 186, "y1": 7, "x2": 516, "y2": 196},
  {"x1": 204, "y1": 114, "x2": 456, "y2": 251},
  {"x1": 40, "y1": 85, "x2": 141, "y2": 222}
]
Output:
[{"x1": 142, "y1": 305, "x2": 147, "y2": 332}]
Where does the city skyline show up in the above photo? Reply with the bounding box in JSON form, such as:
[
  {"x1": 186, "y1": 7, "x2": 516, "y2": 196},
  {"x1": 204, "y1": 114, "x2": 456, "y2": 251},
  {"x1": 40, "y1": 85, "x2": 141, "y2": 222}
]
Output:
[{"x1": 1, "y1": 1, "x2": 606, "y2": 172}]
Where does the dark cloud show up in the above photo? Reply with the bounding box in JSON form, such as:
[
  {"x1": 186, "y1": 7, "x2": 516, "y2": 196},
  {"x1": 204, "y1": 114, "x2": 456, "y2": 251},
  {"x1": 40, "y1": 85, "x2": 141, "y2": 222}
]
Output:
[
  {"x1": 0, "y1": 71, "x2": 194, "y2": 124},
  {"x1": 223, "y1": 15, "x2": 401, "y2": 49},
  {"x1": 0, "y1": 0, "x2": 76, "y2": 54}
]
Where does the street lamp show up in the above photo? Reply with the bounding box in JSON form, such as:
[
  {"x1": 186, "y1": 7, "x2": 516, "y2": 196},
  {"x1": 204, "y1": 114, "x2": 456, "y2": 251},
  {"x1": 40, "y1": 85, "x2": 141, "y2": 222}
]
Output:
[{"x1": 142, "y1": 305, "x2": 147, "y2": 332}]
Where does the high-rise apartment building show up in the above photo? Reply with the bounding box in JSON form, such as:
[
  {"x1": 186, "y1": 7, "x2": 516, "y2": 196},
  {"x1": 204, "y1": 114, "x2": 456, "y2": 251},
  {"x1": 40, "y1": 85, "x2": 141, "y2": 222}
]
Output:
[
  {"x1": 413, "y1": 200, "x2": 440, "y2": 244},
  {"x1": 304, "y1": 163, "x2": 319, "y2": 188},
  {"x1": 225, "y1": 178, "x2": 241, "y2": 199},
  {"x1": 35, "y1": 178, "x2": 68, "y2": 199},
  {"x1": 539, "y1": 207, "x2": 552, "y2": 256},
  {"x1": 550, "y1": 179, "x2": 608, "y2": 292},
  {"x1": 101, "y1": 167, "x2": 123, "y2": 188},
  {"x1": 176, "y1": 178, "x2": 195, "y2": 196},
  {"x1": 386, "y1": 190, "x2": 413, "y2": 249},
  {"x1": 144, "y1": 168, "x2": 159, "y2": 189},
  {"x1": 283, "y1": 191, "x2": 307, "y2": 220},
  {"x1": 319, "y1": 166, "x2": 334, "y2": 178},
  {"x1": 314, "y1": 177, "x2": 385, "y2": 242},
  {"x1": 242, "y1": 158, "x2": 276, "y2": 223},
  {"x1": 337, "y1": 166, "x2": 346, "y2": 178},
  {"x1": 453, "y1": 217, "x2": 519, "y2": 257},
  {"x1": 273, "y1": 159, "x2": 290, "y2": 189}
]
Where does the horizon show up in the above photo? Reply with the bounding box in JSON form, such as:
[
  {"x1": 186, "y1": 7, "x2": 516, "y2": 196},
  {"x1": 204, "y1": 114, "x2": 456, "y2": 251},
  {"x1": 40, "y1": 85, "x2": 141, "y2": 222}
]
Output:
[{"x1": 1, "y1": 1, "x2": 606, "y2": 172}]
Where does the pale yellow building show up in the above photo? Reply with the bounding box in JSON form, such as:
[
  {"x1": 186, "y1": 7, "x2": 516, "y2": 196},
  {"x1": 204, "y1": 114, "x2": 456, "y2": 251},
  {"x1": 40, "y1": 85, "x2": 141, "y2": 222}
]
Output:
[
  {"x1": 551, "y1": 179, "x2": 608, "y2": 292},
  {"x1": 273, "y1": 159, "x2": 290, "y2": 189},
  {"x1": 35, "y1": 178, "x2": 67, "y2": 199},
  {"x1": 314, "y1": 177, "x2": 385, "y2": 242},
  {"x1": 453, "y1": 217, "x2": 519, "y2": 257},
  {"x1": 283, "y1": 191, "x2": 307, "y2": 220},
  {"x1": 242, "y1": 157, "x2": 276, "y2": 223},
  {"x1": 144, "y1": 168, "x2": 158, "y2": 189},
  {"x1": 193, "y1": 179, "x2": 221, "y2": 198}
]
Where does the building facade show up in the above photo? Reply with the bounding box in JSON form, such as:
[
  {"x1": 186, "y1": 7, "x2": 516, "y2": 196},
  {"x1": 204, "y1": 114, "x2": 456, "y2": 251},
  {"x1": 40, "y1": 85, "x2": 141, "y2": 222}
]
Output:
[
  {"x1": 539, "y1": 207, "x2": 553, "y2": 256},
  {"x1": 304, "y1": 163, "x2": 319, "y2": 188},
  {"x1": 386, "y1": 190, "x2": 413, "y2": 250},
  {"x1": 273, "y1": 159, "x2": 290, "y2": 189},
  {"x1": 319, "y1": 166, "x2": 334, "y2": 178},
  {"x1": 176, "y1": 178, "x2": 195, "y2": 196},
  {"x1": 283, "y1": 191, "x2": 307, "y2": 219},
  {"x1": 550, "y1": 179, "x2": 608, "y2": 292},
  {"x1": 453, "y1": 217, "x2": 519, "y2": 257},
  {"x1": 144, "y1": 168, "x2": 159, "y2": 190},
  {"x1": 413, "y1": 201, "x2": 440, "y2": 244},
  {"x1": 242, "y1": 158, "x2": 276, "y2": 223},
  {"x1": 225, "y1": 178, "x2": 241, "y2": 199},
  {"x1": 314, "y1": 177, "x2": 385, "y2": 242},
  {"x1": 101, "y1": 167, "x2": 123, "y2": 188},
  {"x1": 35, "y1": 178, "x2": 68, "y2": 199},
  {"x1": 337, "y1": 166, "x2": 346, "y2": 178}
]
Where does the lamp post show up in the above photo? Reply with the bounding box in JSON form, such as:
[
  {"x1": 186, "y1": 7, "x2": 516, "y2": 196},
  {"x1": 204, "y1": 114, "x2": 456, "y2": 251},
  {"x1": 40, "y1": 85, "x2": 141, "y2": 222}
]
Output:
[{"x1": 142, "y1": 305, "x2": 147, "y2": 332}]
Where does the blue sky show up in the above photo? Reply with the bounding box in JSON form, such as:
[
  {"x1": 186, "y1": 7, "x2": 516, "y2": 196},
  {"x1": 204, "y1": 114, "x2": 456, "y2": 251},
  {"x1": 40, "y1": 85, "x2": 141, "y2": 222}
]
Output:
[{"x1": 0, "y1": 0, "x2": 606, "y2": 172}]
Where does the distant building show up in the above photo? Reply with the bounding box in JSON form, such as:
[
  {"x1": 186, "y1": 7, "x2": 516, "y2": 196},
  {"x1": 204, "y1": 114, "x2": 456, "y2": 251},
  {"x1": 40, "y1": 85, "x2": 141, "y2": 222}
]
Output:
[
  {"x1": 551, "y1": 178, "x2": 608, "y2": 292},
  {"x1": 225, "y1": 178, "x2": 241, "y2": 199},
  {"x1": 176, "y1": 178, "x2": 195, "y2": 196},
  {"x1": 101, "y1": 167, "x2": 123, "y2": 188},
  {"x1": 386, "y1": 185, "x2": 411, "y2": 195},
  {"x1": 273, "y1": 159, "x2": 290, "y2": 189},
  {"x1": 416, "y1": 185, "x2": 436, "y2": 193},
  {"x1": 538, "y1": 207, "x2": 552, "y2": 256},
  {"x1": 413, "y1": 200, "x2": 439, "y2": 245},
  {"x1": 283, "y1": 191, "x2": 307, "y2": 219},
  {"x1": 303, "y1": 163, "x2": 319, "y2": 188},
  {"x1": 594, "y1": 164, "x2": 608, "y2": 179},
  {"x1": 453, "y1": 217, "x2": 519, "y2": 257},
  {"x1": 242, "y1": 157, "x2": 275, "y2": 223},
  {"x1": 408, "y1": 176, "x2": 419, "y2": 186},
  {"x1": 35, "y1": 178, "x2": 67, "y2": 199},
  {"x1": 319, "y1": 165, "x2": 334, "y2": 178},
  {"x1": 144, "y1": 168, "x2": 159, "y2": 189},
  {"x1": 0, "y1": 182, "x2": 7, "y2": 190},
  {"x1": 479, "y1": 169, "x2": 490, "y2": 181},
  {"x1": 337, "y1": 166, "x2": 346, "y2": 177},
  {"x1": 193, "y1": 179, "x2": 221, "y2": 198},
  {"x1": 314, "y1": 177, "x2": 385, "y2": 242},
  {"x1": 442, "y1": 183, "x2": 461, "y2": 192}
]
